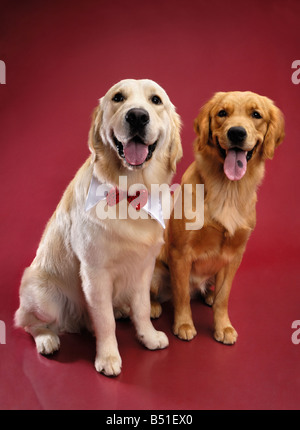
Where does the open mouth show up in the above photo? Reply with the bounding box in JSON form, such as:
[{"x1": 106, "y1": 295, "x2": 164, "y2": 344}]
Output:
[
  {"x1": 113, "y1": 135, "x2": 157, "y2": 167},
  {"x1": 216, "y1": 137, "x2": 258, "y2": 181}
]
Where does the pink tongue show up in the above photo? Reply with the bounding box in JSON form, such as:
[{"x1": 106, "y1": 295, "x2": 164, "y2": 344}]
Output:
[
  {"x1": 124, "y1": 141, "x2": 148, "y2": 166},
  {"x1": 224, "y1": 149, "x2": 247, "y2": 181}
]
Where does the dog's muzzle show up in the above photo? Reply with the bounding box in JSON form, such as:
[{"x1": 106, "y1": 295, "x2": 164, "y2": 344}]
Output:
[
  {"x1": 215, "y1": 127, "x2": 258, "y2": 181},
  {"x1": 113, "y1": 108, "x2": 157, "y2": 168},
  {"x1": 125, "y1": 108, "x2": 150, "y2": 137}
]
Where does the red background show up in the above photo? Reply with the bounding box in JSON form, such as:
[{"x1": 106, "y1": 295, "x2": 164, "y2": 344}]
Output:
[{"x1": 1, "y1": 0, "x2": 300, "y2": 410}]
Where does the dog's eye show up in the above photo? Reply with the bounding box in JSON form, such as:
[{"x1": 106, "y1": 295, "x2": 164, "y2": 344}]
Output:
[
  {"x1": 112, "y1": 92, "x2": 125, "y2": 103},
  {"x1": 151, "y1": 95, "x2": 162, "y2": 105},
  {"x1": 217, "y1": 110, "x2": 227, "y2": 117},
  {"x1": 252, "y1": 110, "x2": 262, "y2": 119}
]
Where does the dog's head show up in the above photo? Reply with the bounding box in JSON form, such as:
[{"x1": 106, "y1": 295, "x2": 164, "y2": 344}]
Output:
[
  {"x1": 194, "y1": 91, "x2": 285, "y2": 181},
  {"x1": 89, "y1": 79, "x2": 182, "y2": 176}
]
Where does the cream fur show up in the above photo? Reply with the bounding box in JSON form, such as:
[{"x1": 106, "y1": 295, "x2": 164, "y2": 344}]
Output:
[{"x1": 15, "y1": 79, "x2": 182, "y2": 376}]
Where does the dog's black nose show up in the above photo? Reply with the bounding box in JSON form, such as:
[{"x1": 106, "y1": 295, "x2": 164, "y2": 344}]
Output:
[
  {"x1": 125, "y1": 108, "x2": 150, "y2": 130},
  {"x1": 227, "y1": 126, "x2": 247, "y2": 145}
]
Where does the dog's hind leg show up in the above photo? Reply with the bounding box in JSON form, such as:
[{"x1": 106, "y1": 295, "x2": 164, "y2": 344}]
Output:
[
  {"x1": 15, "y1": 305, "x2": 61, "y2": 355},
  {"x1": 150, "y1": 259, "x2": 172, "y2": 319},
  {"x1": 15, "y1": 267, "x2": 66, "y2": 355}
]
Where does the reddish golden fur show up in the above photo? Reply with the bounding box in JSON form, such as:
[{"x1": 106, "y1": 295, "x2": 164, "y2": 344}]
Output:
[{"x1": 151, "y1": 91, "x2": 285, "y2": 343}]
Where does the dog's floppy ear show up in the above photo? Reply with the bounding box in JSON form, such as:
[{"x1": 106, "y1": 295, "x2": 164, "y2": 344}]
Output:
[
  {"x1": 169, "y1": 110, "x2": 183, "y2": 173},
  {"x1": 88, "y1": 105, "x2": 103, "y2": 162},
  {"x1": 193, "y1": 103, "x2": 211, "y2": 152},
  {"x1": 263, "y1": 102, "x2": 285, "y2": 160},
  {"x1": 193, "y1": 93, "x2": 223, "y2": 152}
]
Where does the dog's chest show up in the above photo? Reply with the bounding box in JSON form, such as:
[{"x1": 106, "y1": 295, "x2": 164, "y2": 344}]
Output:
[
  {"x1": 191, "y1": 225, "x2": 249, "y2": 279},
  {"x1": 206, "y1": 193, "x2": 248, "y2": 237},
  {"x1": 203, "y1": 176, "x2": 255, "y2": 236}
]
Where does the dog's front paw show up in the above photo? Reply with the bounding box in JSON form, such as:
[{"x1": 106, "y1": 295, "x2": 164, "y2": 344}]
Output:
[
  {"x1": 95, "y1": 354, "x2": 122, "y2": 376},
  {"x1": 173, "y1": 323, "x2": 197, "y2": 341},
  {"x1": 214, "y1": 326, "x2": 238, "y2": 345},
  {"x1": 140, "y1": 330, "x2": 169, "y2": 350}
]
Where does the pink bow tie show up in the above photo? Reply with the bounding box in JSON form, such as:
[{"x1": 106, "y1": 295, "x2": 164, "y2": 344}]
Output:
[{"x1": 106, "y1": 187, "x2": 148, "y2": 211}]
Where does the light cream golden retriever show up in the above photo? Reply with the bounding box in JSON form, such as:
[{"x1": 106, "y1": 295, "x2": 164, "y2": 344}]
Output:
[
  {"x1": 15, "y1": 79, "x2": 182, "y2": 376},
  {"x1": 151, "y1": 91, "x2": 284, "y2": 344}
]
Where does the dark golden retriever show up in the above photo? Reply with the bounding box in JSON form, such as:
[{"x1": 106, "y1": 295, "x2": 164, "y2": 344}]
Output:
[{"x1": 151, "y1": 91, "x2": 285, "y2": 344}]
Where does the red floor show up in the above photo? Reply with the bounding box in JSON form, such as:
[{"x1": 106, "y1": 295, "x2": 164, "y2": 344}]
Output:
[{"x1": 1, "y1": 0, "x2": 300, "y2": 410}]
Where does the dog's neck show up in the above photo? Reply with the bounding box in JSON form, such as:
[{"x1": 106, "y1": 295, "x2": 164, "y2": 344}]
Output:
[{"x1": 196, "y1": 152, "x2": 265, "y2": 236}]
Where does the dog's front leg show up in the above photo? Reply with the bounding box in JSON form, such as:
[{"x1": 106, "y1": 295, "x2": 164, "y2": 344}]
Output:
[
  {"x1": 81, "y1": 267, "x2": 122, "y2": 376},
  {"x1": 170, "y1": 250, "x2": 196, "y2": 341},
  {"x1": 131, "y1": 265, "x2": 169, "y2": 351},
  {"x1": 213, "y1": 256, "x2": 242, "y2": 345}
]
